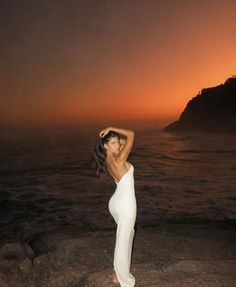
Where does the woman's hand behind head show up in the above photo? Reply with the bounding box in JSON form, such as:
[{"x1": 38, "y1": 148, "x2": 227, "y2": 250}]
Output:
[{"x1": 99, "y1": 127, "x2": 111, "y2": 138}]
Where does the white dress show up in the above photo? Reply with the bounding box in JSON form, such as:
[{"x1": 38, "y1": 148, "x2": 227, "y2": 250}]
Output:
[{"x1": 108, "y1": 161, "x2": 137, "y2": 287}]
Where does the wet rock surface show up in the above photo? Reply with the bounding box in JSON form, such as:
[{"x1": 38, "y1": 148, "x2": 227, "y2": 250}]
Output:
[{"x1": 0, "y1": 223, "x2": 235, "y2": 286}]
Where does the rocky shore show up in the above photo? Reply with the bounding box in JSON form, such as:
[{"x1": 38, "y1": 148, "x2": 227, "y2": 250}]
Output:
[{"x1": 0, "y1": 221, "x2": 235, "y2": 287}]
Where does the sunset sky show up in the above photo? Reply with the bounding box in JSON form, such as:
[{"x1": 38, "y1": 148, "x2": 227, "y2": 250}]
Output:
[{"x1": 1, "y1": 0, "x2": 236, "y2": 129}]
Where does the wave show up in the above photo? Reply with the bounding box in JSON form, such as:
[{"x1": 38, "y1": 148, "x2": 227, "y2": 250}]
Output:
[
  {"x1": 179, "y1": 149, "x2": 236, "y2": 154},
  {"x1": 158, "y1": 154, "x2": 199, "y2": 162}
]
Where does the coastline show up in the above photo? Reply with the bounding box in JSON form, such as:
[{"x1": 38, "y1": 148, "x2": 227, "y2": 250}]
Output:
[{"x1": 0, "y1": 221, "x2": 235, "y2": 286}]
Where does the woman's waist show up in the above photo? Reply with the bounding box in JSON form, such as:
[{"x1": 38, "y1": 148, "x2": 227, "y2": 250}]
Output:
[
  {"x1": 111, "y1": 191, "x2": 136, "y2": 200},
  {"x1": 113, "y1": 191, "x2": 136, "y2": 196},
  {"x1": 115, "y1": 181, "x2": 134, "y2": 188}
]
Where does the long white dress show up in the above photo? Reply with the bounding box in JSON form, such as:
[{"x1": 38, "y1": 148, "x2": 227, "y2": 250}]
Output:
[{"x1": 108, "y1": 161, "x2": 137, "y2": 287}]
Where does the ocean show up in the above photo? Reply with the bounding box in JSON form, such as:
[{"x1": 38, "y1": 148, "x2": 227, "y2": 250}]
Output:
[{"x1": 0, "y1": 126, "x2": 236, "y2": 243}]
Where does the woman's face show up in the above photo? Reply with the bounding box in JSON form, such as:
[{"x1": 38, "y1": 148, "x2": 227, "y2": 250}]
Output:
[{"x1": 104, "y1": 136, "x2": 121, "y2": 155}]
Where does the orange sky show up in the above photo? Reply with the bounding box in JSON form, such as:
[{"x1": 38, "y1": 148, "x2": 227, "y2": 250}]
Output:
[{"x1": 0, "y1": 0, "x2": 236, "y2": 129}]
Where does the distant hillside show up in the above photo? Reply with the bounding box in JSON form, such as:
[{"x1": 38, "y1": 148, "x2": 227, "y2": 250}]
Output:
[{"x1": 163, "y1": 77, "x2": 236, "y2": 133}]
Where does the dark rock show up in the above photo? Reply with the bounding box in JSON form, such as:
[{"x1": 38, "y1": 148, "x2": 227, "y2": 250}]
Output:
[
  {"x1": 0, "y1": 243, "x2": 34, "y2": 287},
  {"x1": 0, "y1": 242, "x2": 35, "y2": 261},
  {"x1": 84, "y1": 260, "x2": 236, "y2": 287},
  {"x1": 0, "y1": 224, "x2": 235, "y2": 286},
  {"x1": 31, "y1": 230, "x2": 113, "y2": 287},
  {"x1": 164, "y1": 77, "x2": 236, "y2": 133}
]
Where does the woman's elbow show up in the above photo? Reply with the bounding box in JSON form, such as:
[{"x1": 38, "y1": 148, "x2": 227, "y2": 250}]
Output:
[{"x1": 128, "y1": 130, "x2": 135, "y2": 141}]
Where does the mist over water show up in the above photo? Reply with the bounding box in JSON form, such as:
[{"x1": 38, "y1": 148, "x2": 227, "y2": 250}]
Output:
[{"x1": 0, "y1": 125, "x2": 236, "y2": 242}]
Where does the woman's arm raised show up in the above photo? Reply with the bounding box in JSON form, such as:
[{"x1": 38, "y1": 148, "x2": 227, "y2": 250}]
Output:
[
  {"x1": 119, "y1": 137, "x2": 126, "y2": 151},
  {"x1": 109, "y1": 126, "x2": 134, "y2": 163}
]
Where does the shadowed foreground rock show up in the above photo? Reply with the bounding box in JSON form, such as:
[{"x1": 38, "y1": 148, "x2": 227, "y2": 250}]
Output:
[{"x1": 0, "y1": 223, "x2": 235, "y2": 286}]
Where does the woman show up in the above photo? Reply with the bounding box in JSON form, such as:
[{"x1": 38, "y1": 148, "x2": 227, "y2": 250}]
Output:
[{"x1": 92, "y1": 126, "x2": 137, "y2": 286}]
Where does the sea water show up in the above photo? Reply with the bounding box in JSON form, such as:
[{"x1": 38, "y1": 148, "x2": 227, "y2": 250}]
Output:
[{"x1": 0, "y1": 126, "x2": 235, "y2": 242}]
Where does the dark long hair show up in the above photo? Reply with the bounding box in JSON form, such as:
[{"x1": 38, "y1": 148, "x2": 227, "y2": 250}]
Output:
[{"x1": 91, "y1": 130, "x2": 120, "y2": 181}]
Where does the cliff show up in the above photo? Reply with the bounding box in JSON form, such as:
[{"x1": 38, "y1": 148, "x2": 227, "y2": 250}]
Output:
[{"x1": 164, "y1": 77, "x2": 236, "y2": 133}]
